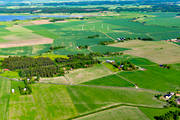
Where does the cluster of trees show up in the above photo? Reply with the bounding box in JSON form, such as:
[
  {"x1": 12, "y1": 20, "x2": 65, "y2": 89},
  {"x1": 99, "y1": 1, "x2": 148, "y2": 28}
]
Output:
[
  {"x1": 111, "y1": 61, "x2": 138, "y2": 71},
  {"x1": 55, "y1": 54, "x2": 100, "y2": 70},
  {"x1": 88, "y1": 34, "x2": 99, "y2": 39},
  {"x1": 2, "y1": 56, "x2": 54, "y2": 70},
  {"x1": 19, "y1": 79, "x2": 32, "y2": 95},
  {"x1": 77, "y1": 45, "x2": 89, "y2": 49},
  {"x1": 138, "y1": 37, "x2": 153, "y2": 41},
  {"x1": 0, "y1": 7, "x2": 107, "y2": 13},
  {"x1": 2, "y1": 56, "x2": 60, "y2": 77},
  {"x1": 99, "y1": 41, "x2": 115, "y2": 45},
  {"x1": 88, "y1": 52, "x2": 123, "y2": 57},
  {"x1": 49, "y1": 46, "x2": 65, "y2": 51},
  {"x1": 115, "y1": 4, "x2": 180, "y2": 12},
  {"x1": 154, "y1": 110, "x2": 180, "y2": 120},
  {"x1": 49, "y1": 18, "x2": 65, "y2": 22},
  {"x1": 19, "y1": 65, "x2": 62, "y2": 77}
]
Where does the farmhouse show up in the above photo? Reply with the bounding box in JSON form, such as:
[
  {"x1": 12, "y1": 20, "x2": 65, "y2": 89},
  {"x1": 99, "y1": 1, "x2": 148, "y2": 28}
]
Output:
[
  {"x1": 117, "y1": 37, "x2": 126, "y2": 41},
  {"x1": 106, "y1": 60, "x2": 115, "y2": 63},
  {"x1": 3, "y1": 69, "x2": 10, "y2": 71},
  {"x1": 164, "y1": 92, "x2": 174, "y2": 100}
]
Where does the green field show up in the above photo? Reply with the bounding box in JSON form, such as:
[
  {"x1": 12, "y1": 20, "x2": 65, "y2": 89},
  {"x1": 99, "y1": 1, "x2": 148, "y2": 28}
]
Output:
[
  {"x1": 0, "y1": 78, "x2": 11, "y2": 120},
  {"x1": 0, "y1": 79, "x2": 165, "y2": 120},
  {"x1": 82, "y1": 74, "x2": 134, "y2": 87},
  {"x1": 75, "y1": 106, "x2": 149, "y2": 120},
  {"x1": 118, "y1": 64, "x2": 180, "y2": 92},
  {"x1": 139, "y1": 107, "x2": 180, "y2": 120},
  {"x1": 98, "y1": 55, "x2": 180, "y2": 92},
  {"x1": 67, "y1": 85, "x2": 164, "y2": 114},
  {"x1": 0, "y1": 12, "x2": 180, "y2": 56},
  {"x1": 0, "y1": 12, "x2": 180, "y2": 120}
]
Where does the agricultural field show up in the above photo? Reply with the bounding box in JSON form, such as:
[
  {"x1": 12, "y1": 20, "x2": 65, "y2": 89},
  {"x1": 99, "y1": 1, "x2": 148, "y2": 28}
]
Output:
[
  {"x1": 82, "y1": 74, "x2": 134, "y2": 87},
  {"x1": 110, "y1": 40, "x2": 180, "y2": 64},
  {"x1": 75, "y1": 106, "x2": 149, "y2": 120},
  {"x1": 0, "y1": 12, "x2": 180, "y2": 56},
  {"x1": 0, "y1": 78, "x2": 11, "y2": 120},
  {"x1": 117, "y1": 64, "x2": 180, "y2": 92},
  {"x1": 0, "y1": 10, "x2": 179, "y2": 120},
  {"x1": 66, "y1": 64, "x2": 112, "y2": 84},
  {"x1": 96, "y1": 55, "x2": 180, "y2": 92},
  {"x1": 0, "y1": 79, "x2": 165, "y2": 120},
  {"x1": 139, "y1": 107, "x2": 180, "y2": 120},
  {"x1": 0, "y1": 25, "x2": 53, "y2": 48}
]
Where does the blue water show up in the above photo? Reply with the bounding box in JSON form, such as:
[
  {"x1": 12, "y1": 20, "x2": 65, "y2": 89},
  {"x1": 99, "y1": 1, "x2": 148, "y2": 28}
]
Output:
[{"x1": 0, "y1": 15, "x2": 83, "y2": 21}]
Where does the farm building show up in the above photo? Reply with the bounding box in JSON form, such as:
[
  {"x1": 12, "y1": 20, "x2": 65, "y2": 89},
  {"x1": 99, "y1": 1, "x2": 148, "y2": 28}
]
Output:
[
  {"x1": 106, "y1": 60, "x2": 115, "y2": 63},
  {"x1": 164, "y1": 92, "x2": 174, "y2": 100},
  {"x1": 3, "y1": 69, "x2": 10, "y2": 71},
  {"x1": 117, "y1": 38, "x2": 126, "y2": 41}
]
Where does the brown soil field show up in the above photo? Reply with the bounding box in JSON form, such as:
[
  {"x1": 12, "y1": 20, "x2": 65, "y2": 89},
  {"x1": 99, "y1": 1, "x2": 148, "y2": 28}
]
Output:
[
  {"x1": 0, "y1": 38, "x2": 53, "y2": 48},
  {"x1": 0, "y1": 25, "x2": 53, "y2": 48}
]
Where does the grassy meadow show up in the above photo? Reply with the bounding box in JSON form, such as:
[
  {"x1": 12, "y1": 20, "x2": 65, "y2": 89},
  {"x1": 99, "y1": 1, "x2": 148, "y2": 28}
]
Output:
[
  {"x1": 75, "y1": 106, "x2": 149, "y2": 120},
  {"x1": 0, "y1": 79, "x2": 164, "y2": 120},
  {"x1": 82, "y1": 74, "x2": 134, "y2": 87}
]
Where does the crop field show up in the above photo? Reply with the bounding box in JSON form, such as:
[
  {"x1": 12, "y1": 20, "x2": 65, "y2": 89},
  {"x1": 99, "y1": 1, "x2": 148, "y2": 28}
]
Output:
[
  {"x1": 0, "y1": 25, "x2": 53, "y2": 48},
  {"x1": 66, "y1": 64, "x2": 112, "y2": 84},
  {"x1": 75, "y1": 106, "x2": 149, "y2": 120},
  {"x1": 0, "y1": 78, "x2": 11, "y2": 120},
  {"x1": 117, "y1": 64, "x2": 180, "y2": 92},
  {"x1": 97, "y1": 55, "x2": 180, "y2": 92},
  {"x1": 110, "y1": 40, "x2": 180, "y2": 64},
  {"x1": 82, "y1": 74, "x2": 134, "y2": 87},
  {"x1": 0, "y1": 79, "x2": 165, "y2": 120},
  {"x1": 144, "y1": 13, "x2": 180, "y2": 28},
  {"x1": 0, "y1": 44, "x2": 51, "y2": 56},
  {"x1": 67, "y1": 85, "x2": 164, "y2": 114},
  {"x1": 8, "y1": 83, "x2": 78, "y2": 120},
  {"x1": 90, "y1": 45, "x2": 129, "y2": 53},
  {"x1": 0, "y1": 12, "x2": 179, "y2": 56}
]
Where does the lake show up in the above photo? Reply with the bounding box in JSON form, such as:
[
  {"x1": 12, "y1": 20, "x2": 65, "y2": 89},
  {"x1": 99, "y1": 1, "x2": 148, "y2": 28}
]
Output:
[{"x1": 0, "y1": 15, "x2": 83, "y2": 21}]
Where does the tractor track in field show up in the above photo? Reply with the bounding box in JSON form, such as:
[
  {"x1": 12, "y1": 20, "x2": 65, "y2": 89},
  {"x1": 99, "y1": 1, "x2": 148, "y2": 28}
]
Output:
[{"x1": 101, "y1": 32, "x2": 116, "y2": 41}]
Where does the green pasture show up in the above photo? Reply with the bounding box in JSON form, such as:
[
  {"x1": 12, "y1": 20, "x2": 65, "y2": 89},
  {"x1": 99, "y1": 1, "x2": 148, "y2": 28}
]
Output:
[
  {"x1": 9, "y1": 83, "x2": 78, "y2": 120},
  {"x1": 82, "y1": 74, "x2": 134, "y2": 87},
  {"x1": 76, "y1": 106, "x2": 149, "y2": 120},
  {"x1": 90, "y1": 45, "x2": 129, "y2": 53},
  {"x1": 0, "y1": 78, "x2": 11, "y2": 120},
  {"x1": 0, "y1": 80, "x2": 164, "y2": 120},
  {"x1": 67, "y1": 85, "x2": 164, "y2": 114},
  {"x1": 118, "y1": 64, "x2": 180, "y2": 92},
  {"x1": 139, "y1": 107, "x2": 180, "y2": 120},
  {"x1": 145, "y1": 12, "x2": 180, "y2": 27},
  {"x1": 103, "y1": 62, "x2": 119, "y2": 72},
  {"x1": 0, "y1": 44, "x2": 51, "y2": 56}
]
